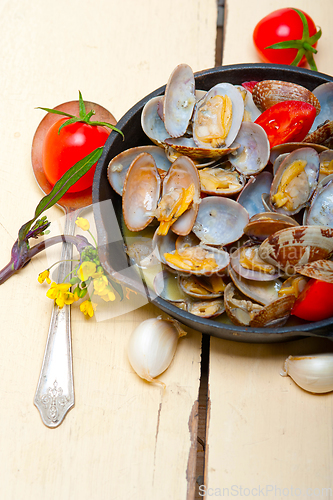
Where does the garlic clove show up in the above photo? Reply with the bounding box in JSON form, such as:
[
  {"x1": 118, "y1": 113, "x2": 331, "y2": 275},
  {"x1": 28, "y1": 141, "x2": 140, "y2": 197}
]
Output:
[
  {"x1": 281, "y1": 353, "x2": 333, "y2": 394},
  {"x1": 127, "y1": 316, "x2": 186, "y2": 387}
]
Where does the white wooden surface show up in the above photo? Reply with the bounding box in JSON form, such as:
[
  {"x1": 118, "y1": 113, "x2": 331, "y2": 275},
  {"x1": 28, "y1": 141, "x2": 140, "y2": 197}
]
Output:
[
  {"x1": 205, "y1": 0, "x2": 333, "y2": 495},
  {"x1": 0, "y1": 1, "x2": 217, "y2": 499}
]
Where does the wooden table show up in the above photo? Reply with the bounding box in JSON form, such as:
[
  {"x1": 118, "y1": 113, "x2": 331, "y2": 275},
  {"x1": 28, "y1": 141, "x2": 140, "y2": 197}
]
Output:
[{"x1": 0, "y1": 1, "x2": 332, "y2": 499}]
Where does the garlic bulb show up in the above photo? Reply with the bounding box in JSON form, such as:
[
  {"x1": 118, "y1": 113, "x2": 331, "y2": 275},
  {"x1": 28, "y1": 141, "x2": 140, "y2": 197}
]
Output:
[
  {"x1": 127, "y1": 316, "x2": 186, "y2": 387},
  {"x1": 281, "y1": 354, "x2": 333, "y2": 394}
]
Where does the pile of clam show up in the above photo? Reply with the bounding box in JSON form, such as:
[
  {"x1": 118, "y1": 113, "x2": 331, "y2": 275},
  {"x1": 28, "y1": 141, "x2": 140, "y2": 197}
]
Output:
[{"x1": 107, "y1": 64, "x2": 333, "y2": 328}]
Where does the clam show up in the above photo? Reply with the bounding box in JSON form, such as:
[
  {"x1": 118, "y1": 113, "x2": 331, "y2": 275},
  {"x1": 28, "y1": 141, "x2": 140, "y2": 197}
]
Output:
[
  {"x1": 319, "y1": 150, "x2": 333, "y2": 180},
  {"x1": 230, "y1": 244, "x2": 280, "y2": 281},
  {"x1": 278, "y1": 275, "x2": 308, "y2": 299},
  {"x1": 164, "y1": 136, "x2": 239, "y2": 160},
  {"x1": 303, "y1": 120, "x2": 333, "y2": 145},
  {"x1": 108, "y1": 145, "x2": 171, "y2": 195},
  {"x1": 192, "y1": 83, "x2": 244, "y2": 150},
  {"x1": 122, "y1": 153, "x2": 162, "y2": 232},
  {"x1": 156, "y1": 155, "x2": 200, "y2": 236},
  {"x1": 269, "y1": 142, "x2": 328, "y2": 165},
  {"x1": 163, "y1": 63, "x2": 196, "y2": 138},
  {"x1": 228, "y1": 265, "x2": 282, "y2": 306},
  {"x1": 228, "y1": 122, "x2": 270, "y2": 176},
  {"x1": 258, "y1": 225, "x2": 333, "y2": 273},
  {"x1": 234, "y1": 85, "x2": 261, "y2": 122},
  {"x1": 244, "y1": 212, "x2": 299, "y2": 241},
  {"x1": 294, "y1": 259, "x2": 333, "y2": 283},
  {"x1": 199, "y1": 165, "x2": 245, "y2": 196},
  {"x1": 141, "y1": 96, "x2": 171, "y2": 147},
  {"x1": 188, "y1": 299, "x2": 225, "y2": 318},
  {"x1": 192, "y1": 196, "x2": 249, "y2": 246},
  {"x1": 305, "y1": 174, "x2": 333, "y2": 228},
  {"x1": 236, "y1": 171, "x2": 273, "y2": 217},
  {"x1": 179, "y1": 274, "x2": 226, "y2": 299},
  {"x1": 252, "y1": 80, "x2": 321, "y2": 115},
  {"x1": 162, "y1": 244, "x2": 230, "y2": 276},
  {"x1": 270, "y1": 147, "x2": 320, "y2": 215},
  {"x1": 309, "y1": 82, "x2": 333, "y2": 133},
  {"x1": 224, "y1": 282, "x2": 294, "y2": 327}
]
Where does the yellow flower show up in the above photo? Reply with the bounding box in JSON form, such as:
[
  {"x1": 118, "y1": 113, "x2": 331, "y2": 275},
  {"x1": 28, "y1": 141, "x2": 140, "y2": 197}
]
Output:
[
  {"x1": 38, "y1": 269, "x2": 51, "y2": 284},
  {"x1": 99, "y1": 286, "x2": 116, "y2": 302},
  {"x1": 78, "y1": 261, "x2": 97, "y2": 281},
  {"x1": 46, "y1": 282, "x2": 73, "y2": 308},
  {"x1": 93, "y1": 275, "x2": 109, "y2": 295},
  {"x1": 75, "y1": 217, "x2": 90, "y2": 231},
  {"x1": 80, "y1": 299, "x2": 96, "y2": 318}
]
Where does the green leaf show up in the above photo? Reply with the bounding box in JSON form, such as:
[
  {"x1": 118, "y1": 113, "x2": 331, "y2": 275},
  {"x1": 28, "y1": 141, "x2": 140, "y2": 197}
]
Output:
[
  {"x1": 305, "y1": 52, "x2": 318, "y2": 71},
  {"x1": 58, "y1": 116, "x2": 80, "y2": 134},
  {"x1": 18, "y1": 147, "x2": 103, "y2": 242},
  {"x1": 293, "y1": 8, "x2": 309, "y2": 39},
  {"x1": 78, "y1": 91, "x2": 86, "y2": 120},
  {"x1": 89, "y1": 120, "x2": 124, "y2": 138},
  {"x1": 265, "y1": 40, "x2": 303, "y2": 50},
  {"x1": 36, "y1": 107, "x2": 75, "y2": 118},
  {"x1": 290, "y1": 48, "x2": 306, "y2": 67},
  {"x1": 309, "y1": 27, "x2": 322, "y2": 45}
]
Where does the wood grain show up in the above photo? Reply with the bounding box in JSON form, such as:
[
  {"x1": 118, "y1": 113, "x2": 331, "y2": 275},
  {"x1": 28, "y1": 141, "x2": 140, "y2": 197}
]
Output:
[
  {"x1": 0, "y1": 1, "x2": 217, "y2": 498},
  {"x1": 205, "y1": 0, "x2": 333, "y2": 494}
]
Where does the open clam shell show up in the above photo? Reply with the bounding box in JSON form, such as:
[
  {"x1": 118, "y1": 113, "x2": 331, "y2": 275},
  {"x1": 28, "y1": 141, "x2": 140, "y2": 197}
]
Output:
[
  {"x1": 199, "y1": 166, "x2": 245, "y2": 196},
  {"x1": 162, "y1": 244, "x2": 230, "y2": 276},
  {"x1": 235, "y1": 85, "x2": 261, "y2": 122},
  {"x1": 236, "y1": 171, "x2": 273, "y2": 218},
  {"x1": 193, "y1": 83, "x2": 244, "y2": 150},
  {"x1": 269, "y1": 142, "x2": 328, "y2": 165},
  {"x1": 160, "y1": 155, "x2": 200, "y2": 236},
  {"x1": 270, "y1": 147, "x2": 320, "y2": 215},
  {"x1": 258, "y1": 225, "x2": 333, "y2": 273},
  {"x1": 309, "y1": 82, "x2": 333, "y2": 133},
  {"x1": 230, "y1": 245, "x2": 280, "y2": 281},
  {"x1": 163, "y1": 63, "x2": 196, "y2": 138},
  {"x1": 228, "y1": 265, "x2": 281, "y2": 306},
  {"x1": 192, "y1": 196, "x2": 249, "y2": 246},
  {"x1": 252, "y1": 80, "x2": 321, "y2": 115},
  {"x1": 294, "y1": 259, "x2": 333, "y2": 283},
  {"x1": 164, "y1": 137, "x2": 239, "y2": 160},
  {"x1": 244, "y1": 212, "x2": 299, "y2": 241},
  {"x1": 141, "y1": 96, "x2": 171, "y2": 146},
  {"x1": 305, "y1": 174, "x2": 333, "y2": 227},
  {"x1": 188, "y1": 299, "x2": 225, "y2": 318},
  {"x1": 228, "y1": 122, "x2": 270, "y2": 176},
  {"x1": 108, "y1": 145, "x2": 171, "y2": 195},
  {"x1": 319, "y1": 150, "x2": 333, "y2": 180},
  {"x1": 122, "y1": 153, "x2": 161, "y2": 231},
  {"x1": 179, "y1": 275, "x2": 224, "y2": 299}
]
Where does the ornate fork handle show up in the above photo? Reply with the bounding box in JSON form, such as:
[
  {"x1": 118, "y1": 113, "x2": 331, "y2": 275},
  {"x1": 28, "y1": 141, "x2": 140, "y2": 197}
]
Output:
[{"x1": 34, "y1": 209, "x2": 77, "y2": 428}]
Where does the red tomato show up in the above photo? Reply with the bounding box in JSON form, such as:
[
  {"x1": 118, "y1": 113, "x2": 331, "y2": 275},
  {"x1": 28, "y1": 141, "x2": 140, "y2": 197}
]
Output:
[
  {"x1": 42, "y1": 118, "x2": 109, "y2": 193},
  {"x1": 253, "y1": 8, "x2": 318, "y2": 66},
  {"x1": 254, "y1": 101, "x2": 316, "y2": 148},
  {"x1": 242, "y1": 81, "x2": 258, "y2": 93},
  {"x1": 291, "y1": 280, "x2": 333, "y2": 322}
]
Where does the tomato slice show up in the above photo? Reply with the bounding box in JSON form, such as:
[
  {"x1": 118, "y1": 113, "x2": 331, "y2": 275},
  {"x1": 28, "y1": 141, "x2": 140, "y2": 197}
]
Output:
[
  {"x1": 291, "y1": 279, "x2": 333, "y2": 322},
  {"x1": 242, "y1": 81, "x2": 258, "y2": 93},
  {"x1": 254, "y1": 100, "x2": 316, "y2": 148}
]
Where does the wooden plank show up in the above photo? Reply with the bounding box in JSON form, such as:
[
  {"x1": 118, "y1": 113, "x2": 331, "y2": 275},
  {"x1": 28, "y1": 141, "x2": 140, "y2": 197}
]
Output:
[
  {"x1": 0, "y1": 1, "x2": 217, "y2": 498},
  {"x1": 205, "y1": 0, "x2": 333, "y2": 495}
]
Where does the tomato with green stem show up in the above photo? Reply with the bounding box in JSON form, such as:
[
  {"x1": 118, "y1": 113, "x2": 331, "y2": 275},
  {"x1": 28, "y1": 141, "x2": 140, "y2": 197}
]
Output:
[
  {"x1": 253, "y1": 8, "x2": 322, "y2": 71},
  {"x1": 291, "y1": 279, "x2": 333, "y2": 322},
  {"x1": 40, "y1": 92, "x2": 123, "y2": 193},
  {"x1": 254, "y1": 100, "x2": 316, "y2": 148}
]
